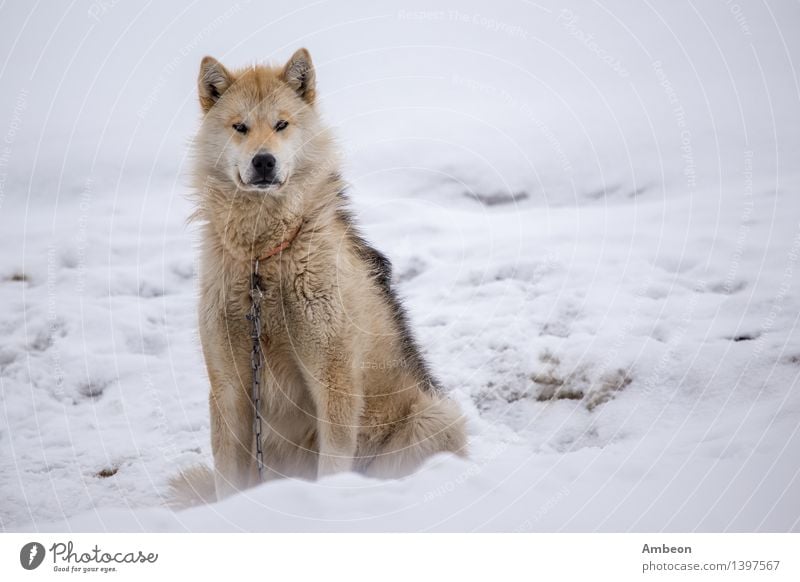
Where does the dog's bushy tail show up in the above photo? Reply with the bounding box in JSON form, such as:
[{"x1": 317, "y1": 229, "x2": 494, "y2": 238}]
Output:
[{"x1": 167, "y1": 465, "x2": 216, "y2": 509}]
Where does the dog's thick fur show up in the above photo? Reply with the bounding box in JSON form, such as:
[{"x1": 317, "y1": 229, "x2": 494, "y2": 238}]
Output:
[{"x1": 173, "y1": 49, "x2": 466, "y2": 504}]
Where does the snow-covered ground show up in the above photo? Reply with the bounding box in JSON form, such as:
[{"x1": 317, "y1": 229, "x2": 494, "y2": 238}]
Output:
[{"x1": 1, "y1": 0, "x2": 799, "y2": 531}]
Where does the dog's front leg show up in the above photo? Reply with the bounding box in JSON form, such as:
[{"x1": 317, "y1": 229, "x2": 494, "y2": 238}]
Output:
[
  {"x1": 307, "y1": 354, "x2": 362, "y2": 478},
  {"x1": 208, "y1": 367, "x2": 255, "y2": 499}
]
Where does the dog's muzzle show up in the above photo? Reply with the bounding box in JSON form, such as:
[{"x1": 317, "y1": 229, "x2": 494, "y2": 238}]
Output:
[{"x1": 248, "y1": 153, "x2": 280, "y2": 188}]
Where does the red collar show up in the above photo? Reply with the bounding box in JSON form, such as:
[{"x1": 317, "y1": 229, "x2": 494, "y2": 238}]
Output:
[{"x1": 256, "y1": 221, "x2": 303, "y2": 263}]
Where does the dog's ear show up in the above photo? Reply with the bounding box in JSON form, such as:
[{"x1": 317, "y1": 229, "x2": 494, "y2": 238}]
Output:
[
  {"x1": 283, "y1": 48, "x2": 316, "y2": 104},
  {"x1": 198, "y1": 56, "x2": 233, "y2": 112}
]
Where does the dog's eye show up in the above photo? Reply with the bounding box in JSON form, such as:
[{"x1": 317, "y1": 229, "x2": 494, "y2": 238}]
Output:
[
  {"x1": 275, "y1": 120, "x2": 289, "y2": 132},
  {"x1": 232, "y1": 122, "x2": 248, "y2": 134}
]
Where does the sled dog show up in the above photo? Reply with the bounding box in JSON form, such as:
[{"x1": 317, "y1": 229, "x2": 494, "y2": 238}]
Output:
[{"x1": 176, "y1": 49, "x2": 467, "y2": 502}]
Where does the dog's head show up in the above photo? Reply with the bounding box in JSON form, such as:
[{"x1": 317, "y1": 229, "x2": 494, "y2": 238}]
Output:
[{"x1": 195, "y1": 49, "x2": 323, "y2": 193}]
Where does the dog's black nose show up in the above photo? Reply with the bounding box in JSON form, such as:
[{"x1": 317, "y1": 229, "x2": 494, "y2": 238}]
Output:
[{"x1": 251, "y1": 153, "x2": 276, "y2": 177}]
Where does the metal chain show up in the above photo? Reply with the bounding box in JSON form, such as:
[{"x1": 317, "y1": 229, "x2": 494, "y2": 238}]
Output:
[{"x1": 246, "y1": 258, "x2": 265, "y2": 482}]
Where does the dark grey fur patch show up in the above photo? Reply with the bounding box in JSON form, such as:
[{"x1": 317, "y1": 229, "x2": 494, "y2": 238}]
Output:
[{"x1": 335, "y1": 195, "x2": 441, "y2": 393}]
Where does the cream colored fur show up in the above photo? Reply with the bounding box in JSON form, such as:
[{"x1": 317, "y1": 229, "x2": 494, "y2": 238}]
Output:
[{"x1": 172, "y1": 49, "x2": 466, "y2": 505}]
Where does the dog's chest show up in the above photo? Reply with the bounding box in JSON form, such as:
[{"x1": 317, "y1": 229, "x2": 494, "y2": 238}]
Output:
[
  {"x1": 255, "y1": 278, "x2": 295, "y2": 338},
  {"x1": 245, "y1": 263, "x2": 336, "y2": 345}
]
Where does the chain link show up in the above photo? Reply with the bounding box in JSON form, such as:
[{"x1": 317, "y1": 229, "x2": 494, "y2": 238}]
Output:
[{"x1": 246, "y1": 258, "x2": 265, "y2": 482}]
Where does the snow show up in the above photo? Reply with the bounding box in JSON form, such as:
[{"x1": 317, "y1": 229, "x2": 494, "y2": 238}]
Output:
[{"x1": 1, "y1": 0, "x2": 799, "y2": 532}]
